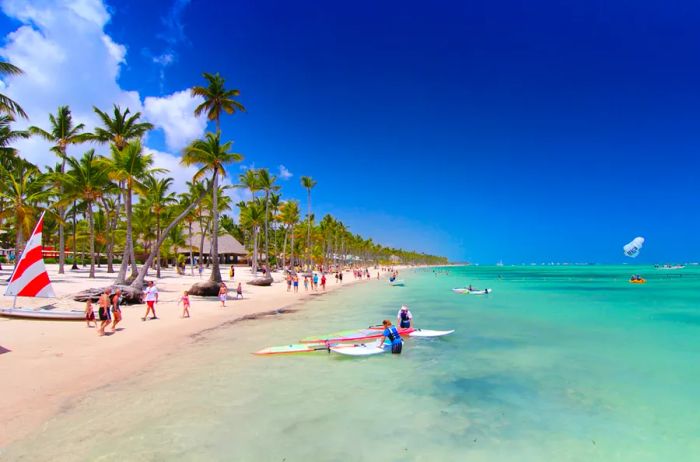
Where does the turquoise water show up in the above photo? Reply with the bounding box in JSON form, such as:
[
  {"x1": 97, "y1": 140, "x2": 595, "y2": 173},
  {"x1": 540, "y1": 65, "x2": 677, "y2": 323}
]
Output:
[{"x1": 4, "y1": 266, "x2": 700, "y2": 461}]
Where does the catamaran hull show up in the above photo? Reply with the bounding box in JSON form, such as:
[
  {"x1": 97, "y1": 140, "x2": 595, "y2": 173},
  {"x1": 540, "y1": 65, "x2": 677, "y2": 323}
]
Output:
[{"x1": 0, "y1": 308, "x2": 85, "y2": 321}]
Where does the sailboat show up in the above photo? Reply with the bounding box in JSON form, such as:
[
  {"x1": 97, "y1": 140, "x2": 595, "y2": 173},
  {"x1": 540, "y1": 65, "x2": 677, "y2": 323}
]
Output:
[{"x1": 0, "y1": 212, "x2": 84, "y2": 320}]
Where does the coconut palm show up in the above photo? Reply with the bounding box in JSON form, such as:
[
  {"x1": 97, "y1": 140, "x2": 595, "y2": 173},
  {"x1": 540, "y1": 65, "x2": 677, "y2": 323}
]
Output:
[
  {"x1": 256, "y1": 168, "x2": 279, "y2": 272},
  {"x1": 89, "y1": 105, "x2": 154, "y2": 150},
  {"x1": 0, "y1": 61, "x2": 26, "y2": 118},
  {"x1": 238, "y1": 199, "x2": 265, "y2": 274},
  {"x1": 181, "y1": 131, "x2": 242, "y2": 293},
  {"x1": 278, "y1": 200, "x2": 300, "y2": 268},
  {"x1": 0, "y1": 158, "x2": 45, "y2": 254},
  {"x1": 28, "y1": 106, "x2": 88, "y2": 274},
  {"x1": 300, "y1": 176, "x2": 317, "y2": 269},
  {"x1": 57, "y1": 150, "x2": 109, "y2": 277},
  {"x1": 191, "y1": 72, "x2": 245, "y2": 133},
  {"x1": 100, "y1": 141, "x2": 161, "y2": 284},
  {"x1": 0, "y1": 115, "x2": 29, "y2": 157},
  {"x1": 143, "y1": 176, "x2": 177, "y2": 278},
  {"x1": 237, "y1": 168, "x2": 260, "y2": 199}
]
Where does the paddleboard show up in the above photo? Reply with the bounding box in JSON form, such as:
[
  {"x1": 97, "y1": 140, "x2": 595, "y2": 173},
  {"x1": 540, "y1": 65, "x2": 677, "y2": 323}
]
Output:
[
  {"x1": 408, "y1": 329, "x2": 455, "y2": 338},
  {"x1": 254, "y1": 343, "x2": 330, "y2": 355},
  {"x1": 330, "y1": 342, "x2": 393, "y2": 357},
  {"x1": 452, "y1": 288, "x2": 468, "y2": 294},
  {"x1": 468, "y1": 289, "x2": 492, "y2": 295}
]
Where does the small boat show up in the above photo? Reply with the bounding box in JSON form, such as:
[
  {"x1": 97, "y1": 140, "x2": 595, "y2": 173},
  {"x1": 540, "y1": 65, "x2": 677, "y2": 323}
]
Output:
[
  {"x1": 0, "y1": 307, "x2": 84, "y2": 321},
  {"x1": 629, "y1": 278, "x2": 646, "y2": 284},
  {"x1": 655, "y1": 264, "x2": 685, "y2": 270},
  {"x1": 1, "y1": 213, "x2": 82, "y2": 321}
]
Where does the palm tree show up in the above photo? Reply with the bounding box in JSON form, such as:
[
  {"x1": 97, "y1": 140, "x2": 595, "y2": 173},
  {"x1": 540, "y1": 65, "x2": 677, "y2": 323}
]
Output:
[
  {"x1": 143, "y1": 175, "x2": 176, "y2": 278},
  {"x1": 89, "y1": 105, "x2": 154, "y2": 150},
  {"x1": 181, "y1": 131, "x2": 242, "y2": 293},
  {"x1": 28, "y1": 106, "x2": 88, "y2": 274},
  {"x1": 191, "y1": 72, "x2": 245, "y2": 133},
  {"x1": 100, "y1": 141, "x2": 161, "y2": 284},
  {"x1": 57, "y1": 150, "x2": 109, "y2": 278},
  {"x1": 239, "y1": 199, "x2": 265, "y2": 274},
  {"x1": 180, "y1": 181, "x2": 205, "y2": 275},
  {"x1": 0, "y1": 115, "x2": 29, "y2": 157},
  {"x1": 300, "y1": 176, "x2": 317, "y2": 270},
  {"x1": 0, "y1": 159, "x2": 45, "y2": 254},
  {"x1": 0, "y1": 61, "x2": 27, "y2": 118},
  {"x1": 256, "y1": 168, "x2": 279, "y2": 272},
  {"x1": 237, "y1": 168, "x2": 260, "y2": 199},
  {"x1": 279, "y1": 200, "x2": 300, "y2": 268}
]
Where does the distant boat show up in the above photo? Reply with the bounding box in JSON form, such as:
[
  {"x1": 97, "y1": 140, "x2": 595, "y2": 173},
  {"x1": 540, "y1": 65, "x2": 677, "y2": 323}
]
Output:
[{"x1": 496, "y1": 260, "x2": 504, "y2": 267}]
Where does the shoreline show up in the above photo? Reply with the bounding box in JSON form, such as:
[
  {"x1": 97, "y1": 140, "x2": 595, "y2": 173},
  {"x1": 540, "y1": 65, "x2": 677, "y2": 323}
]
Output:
[{"x1": 0, "y1": 264, "x2": 415, "y2": 447}]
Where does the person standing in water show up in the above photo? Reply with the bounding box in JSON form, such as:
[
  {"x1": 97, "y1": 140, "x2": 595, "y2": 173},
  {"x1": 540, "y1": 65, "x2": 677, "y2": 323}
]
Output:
[
  {"x1": 377, "y1": 320, "x2": 403, "y2": 354},
  {"x1": 396, "y1": 305, "x2": 413, "y2": 329}
]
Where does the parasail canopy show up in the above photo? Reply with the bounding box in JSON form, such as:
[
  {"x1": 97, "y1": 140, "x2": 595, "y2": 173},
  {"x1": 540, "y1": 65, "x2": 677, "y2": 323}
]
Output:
[{"x1": 623, "y1": 236, "x2": 645, "y2": 258}]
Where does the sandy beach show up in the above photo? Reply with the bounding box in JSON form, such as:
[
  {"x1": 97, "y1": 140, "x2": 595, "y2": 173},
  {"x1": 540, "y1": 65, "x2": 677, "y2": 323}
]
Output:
[{"x1": 0, "y1": 263, "x2": 400, "y2": 447}]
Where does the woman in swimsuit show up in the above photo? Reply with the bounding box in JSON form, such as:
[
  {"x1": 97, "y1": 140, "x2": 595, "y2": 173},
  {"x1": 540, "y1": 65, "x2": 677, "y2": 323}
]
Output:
[{"x1": 85, "y1": 299, "x2": 96, "y2": 328}]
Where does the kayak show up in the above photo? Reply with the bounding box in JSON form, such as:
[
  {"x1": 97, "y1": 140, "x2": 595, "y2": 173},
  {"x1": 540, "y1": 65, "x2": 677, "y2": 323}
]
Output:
[
  {"x1": 300, "y1": 327, "x2": 415, "y2": 344},
  {"x1": 254, "y1": 343, "x2": 331, "y2": 355},
  {"x1": 330, "y1": 341, "x2": 398, "y2": 357}
]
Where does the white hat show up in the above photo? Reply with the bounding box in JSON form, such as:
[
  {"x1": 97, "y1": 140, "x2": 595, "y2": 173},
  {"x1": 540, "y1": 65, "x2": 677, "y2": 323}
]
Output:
[{"x1": 400, "y1": 305, "x2": 408, "y2": 310}]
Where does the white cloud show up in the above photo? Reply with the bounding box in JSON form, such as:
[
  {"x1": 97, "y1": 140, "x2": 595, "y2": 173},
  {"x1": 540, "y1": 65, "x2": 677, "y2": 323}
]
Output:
[
  {"x1": 144, "y1": 89, "x2": 206, "y2": 151},
  {"x1": 278, "y1": 164, "x2": 293, "y2": 180},
  {"x1": 0, "y1": 0, "x2": 206, "y2": 182}
]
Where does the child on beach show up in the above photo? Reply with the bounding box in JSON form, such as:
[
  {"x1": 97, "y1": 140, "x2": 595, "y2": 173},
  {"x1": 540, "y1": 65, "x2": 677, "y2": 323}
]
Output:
[
  {"x1": 111, "y1": 288, "x2": 122, "y2": 332},
  {"x1": 179, "y1": 290, "x2": 191, "y2": 318},
  {"x1": 321, "y1": 274, "x2": 326, "y2": 290},
  {"x1": 303, "y1": 276, "x2": 309, "y2": 291},
  {"x1": 85, "y1": 299, "x2": 96, "y2": 328},
  {"x1": 286, "y1": 273, "x2": 292, "y2": 292},
  {"x1": 219, "y1": 283, "x2": 227, "y2": 307},
  {"x1": 236, "y1": 283, "x2": 243, "y2": 299}
]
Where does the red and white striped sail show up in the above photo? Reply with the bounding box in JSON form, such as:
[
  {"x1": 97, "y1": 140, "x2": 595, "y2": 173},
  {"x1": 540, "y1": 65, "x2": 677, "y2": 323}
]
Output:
[{"x1": 5, "y1": 212, "x2": 55, "y2": 298}]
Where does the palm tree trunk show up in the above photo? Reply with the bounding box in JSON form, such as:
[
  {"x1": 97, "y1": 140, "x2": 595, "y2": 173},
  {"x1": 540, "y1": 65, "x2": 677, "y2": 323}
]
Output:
[
  {"x1": 209, "y1": 171, "x2": 222, "y2": 283},
  {"x1": 282, "y1": 226, "x2": 288, "y2": 269},
  {"x1": 306, "y1": 190, "x2": 311, "y2": 269},
  {"x1": 188, "y1": 221, "x2": 194, "y2": 276},
  {"x1": 252, "y1": 225, "x2": 259, "y2": 274},
  {"x1": 57, "y1": 155, "x2": 66, "y2": 274},
  {"x1": 88, "y1": 202, "x2": 95, "y2": 278},
  {"x1": 156, "y1": 213, "x2": 161, "y2": 278},
  {"x1": 131, "y1": 186, "x2": 208, "y2": 290},
  {"x1": 115, "y1": 187, "x2": 134, "y2": 284},
  {"x1": 290, "y1": 230, "x2": 295, "y2": 269},
  {"x1": 71, "y1": 201, "x2": 78, "y2": 270},
  {"x1": 264, "y1": 190, "x2": 270, "y2": 271}
]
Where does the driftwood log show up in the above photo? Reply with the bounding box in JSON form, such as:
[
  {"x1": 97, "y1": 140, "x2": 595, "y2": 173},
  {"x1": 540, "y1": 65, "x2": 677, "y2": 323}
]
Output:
[
  {"x1": 187, "y1": 279, "x2": 224, "y2": 296},
  {"x1": 73, "y1": 285, "x2": 143, "y2": 305}
]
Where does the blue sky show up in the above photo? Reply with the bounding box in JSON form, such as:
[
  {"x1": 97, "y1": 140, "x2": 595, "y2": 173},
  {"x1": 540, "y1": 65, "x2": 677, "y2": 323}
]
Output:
[{"x1": 1, "y1": 0, "x2": 699, "y2": 263}]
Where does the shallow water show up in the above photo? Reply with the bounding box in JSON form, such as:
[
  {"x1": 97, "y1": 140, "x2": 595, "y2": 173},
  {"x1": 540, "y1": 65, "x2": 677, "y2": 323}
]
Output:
[{"x1": 3, "y1": 266, "x2": 700, "y2": 461}]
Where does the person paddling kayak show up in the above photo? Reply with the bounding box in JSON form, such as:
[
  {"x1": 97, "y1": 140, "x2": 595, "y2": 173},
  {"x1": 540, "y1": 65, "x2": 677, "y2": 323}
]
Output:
[
  {"x1": 378, "y1": 319, "x2": 403, "y2": 354},
  {"x1": 396, "y1": 304, "x2": 413, "y2": 329}
]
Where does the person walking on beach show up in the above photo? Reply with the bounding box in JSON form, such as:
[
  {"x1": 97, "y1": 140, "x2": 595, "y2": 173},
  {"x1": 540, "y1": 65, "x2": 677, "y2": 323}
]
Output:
[
  {"x1": 198, "y1": 263, "x2": 204, "y2": 278},
  {"x1": 179, "y1": 290, "x2": 191, "y2": 318},
  {"x1": 286, "y1": 273, "x2": 292, "y2": 292},
  {"x1": 85, "y1": 299, "x2": 96, "y2": 328},
  {"x1": 219, "y1": 283, "x2": 228, "y2": 307},
  {"x1": 111, "y1": 288, "x2": 122, "y2": 332},
  {"x1": 339, "y1": 271, "x2": 343, "y2": 283},
  {"x1": 313, "y1": 273, "x2": 319, "y2": 290},
  {"x1": 229, "y1": 265, "x2": 235, "y2": 280},
  {"x1": 377, "y1": 320, "x2": 403, "y2": 354},
  {"x1": 303, "y1": 275, "x2": 309, "y2": 291},
  {"x1": 142, "y1": 281, "x2": 159, "y2": 321},
  {"x1": 396, "y1": 305, "x2": 413, "y2": 329},
  {"x1": 97, "y1": 288, "x2": 111, "y2": 336},
  {"x1": 236, "y1": 282, "x2": 243, "y2": 299},
  {"x1": 321, "y1": 273, "x2": 326, "y2": 290},
  {"x1": 293, "y1": 275, "x2": 299, "y2": 293}
]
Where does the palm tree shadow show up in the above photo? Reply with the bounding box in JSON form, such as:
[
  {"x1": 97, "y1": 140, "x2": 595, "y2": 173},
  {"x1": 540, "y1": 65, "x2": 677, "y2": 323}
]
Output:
[{"x1": 0, "y1": 345, "x2": 11, "y2": 355}]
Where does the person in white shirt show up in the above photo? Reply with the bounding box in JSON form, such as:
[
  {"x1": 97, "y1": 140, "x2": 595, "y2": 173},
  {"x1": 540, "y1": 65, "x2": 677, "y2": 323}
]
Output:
[
  {"x1": 142, "y1": 280, "x2": 159, "y2": 321},
  {"x1": 396, "y1": 304, "x2": 413, "y2": 329}
]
